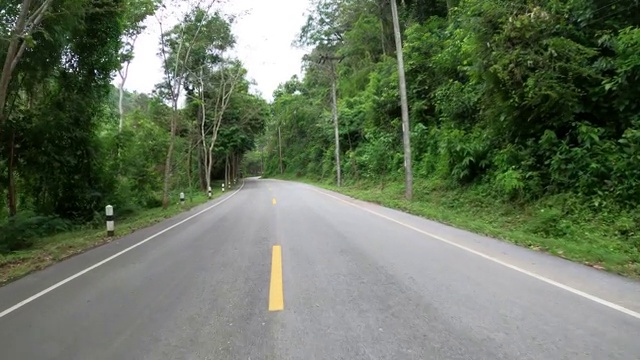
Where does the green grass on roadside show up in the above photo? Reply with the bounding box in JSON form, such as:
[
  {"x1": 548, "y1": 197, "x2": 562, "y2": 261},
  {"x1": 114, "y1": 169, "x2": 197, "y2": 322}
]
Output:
[
  {"x1": 0, "y1": 189, "x2": 226, "y2": 285},
  {"x1": 273, "y1": 174, "x2": 640, "y2": 279}
]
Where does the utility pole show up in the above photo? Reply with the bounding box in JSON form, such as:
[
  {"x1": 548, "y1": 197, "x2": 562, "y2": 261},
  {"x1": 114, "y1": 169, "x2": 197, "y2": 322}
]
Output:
[
  {"x1": 316, "y1": 54, "x2": 343, "y2": 187},
  {"x1": 390, "y1": 0, "x2": 413, "y2": 200},
  {"x1": 330, "y1": 66, "x2": 341, "y2": 187}
]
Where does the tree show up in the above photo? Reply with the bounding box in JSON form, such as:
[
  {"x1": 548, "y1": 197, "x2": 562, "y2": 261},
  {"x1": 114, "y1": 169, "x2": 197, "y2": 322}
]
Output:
[
  {"x1": 0, "y1": 0, "x2": 132, "y2": 218},
  {"x1": 0, "y1": 0, "x2": 55, "y2": 129},
  {"x1": 178, "y1": 9, "x2": 236, "y2": 196},
  {"x1": 117, "y1": 0, "x2": 161, "y2": 132},
  {"x1": 0, "y1": 0, "x2": 267, "y2": 252},
  {"x1": 196, "y1": 60, "x2": 244, "y2": 196},
  {"x1": 298, "y1": 0, "x2": 350, "y2": 186},
  {"x1": 156, "y1": 1, "x2": 219, "y2": 208}
]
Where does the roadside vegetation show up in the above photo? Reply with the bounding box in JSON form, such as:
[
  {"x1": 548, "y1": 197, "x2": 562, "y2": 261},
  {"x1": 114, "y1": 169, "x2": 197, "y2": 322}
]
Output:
[
  {"x1": 276, "y1": 174, "x2": 640, "y2": 278},
  {"x1": 0, "y1": 190, "x2": 225, "y2": 284},
  {"x1": 261, "y1": 0, "x2": 640, "y2": 278},
  {"x1": 0, "y1": 1, "x2": 267, "y2": 280}
]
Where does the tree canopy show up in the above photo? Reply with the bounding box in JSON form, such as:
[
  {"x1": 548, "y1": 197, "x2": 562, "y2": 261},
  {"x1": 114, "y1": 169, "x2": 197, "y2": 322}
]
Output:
[
  {"x1": 263, "y1": 0, "x2": 640, "y2": 224},
  {"x1": 0, "y1": 0, "x2": 267, "y2": 252}
]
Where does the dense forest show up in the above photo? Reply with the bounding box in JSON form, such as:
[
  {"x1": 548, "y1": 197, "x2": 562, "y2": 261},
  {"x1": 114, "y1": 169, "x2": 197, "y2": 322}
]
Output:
[
  {"x1": 0, "y1": 0, "x2": 268, "y2": 252},
  {"x1": 261, "y1": 0, "x2": 640, "y2": 273}
]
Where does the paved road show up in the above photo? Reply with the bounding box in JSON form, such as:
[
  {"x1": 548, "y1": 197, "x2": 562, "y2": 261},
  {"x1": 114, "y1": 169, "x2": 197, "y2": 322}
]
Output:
[{"x1": 0, "y1": 178, "x2": 639, "y2": 359}]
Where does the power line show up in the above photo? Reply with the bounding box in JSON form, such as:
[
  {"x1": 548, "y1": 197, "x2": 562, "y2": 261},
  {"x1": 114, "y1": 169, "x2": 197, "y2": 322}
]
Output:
[
  {"x1": 591, "y1": 0, "x2": 629, "y2": 15},
  {"x1": 587, "y1": 2, "x2": 639, "y2": 25}
]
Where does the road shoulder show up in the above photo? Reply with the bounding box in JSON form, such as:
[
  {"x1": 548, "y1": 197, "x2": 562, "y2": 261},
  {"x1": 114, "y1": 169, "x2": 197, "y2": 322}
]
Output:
[
  {"x1": 264, "y1": 177, "x2": 640, "y2": 316},
  {"x1": 0, "y1": 186, "x2": 243, "y2": 314}
]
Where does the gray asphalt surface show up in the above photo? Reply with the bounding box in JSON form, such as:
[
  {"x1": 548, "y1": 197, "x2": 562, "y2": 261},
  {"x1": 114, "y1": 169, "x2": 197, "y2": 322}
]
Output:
[{"x1": 0, "y1": 178, "x2": 639, "y2": 359}]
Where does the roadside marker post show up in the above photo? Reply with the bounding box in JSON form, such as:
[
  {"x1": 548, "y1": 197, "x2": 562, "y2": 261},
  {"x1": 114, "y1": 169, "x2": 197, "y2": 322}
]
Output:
[
  {"x1": 208, "y1": 186, "x2": 212, "y2": 199},
  {"x1": 106, "y1": 205, "x2": 114, "y2": 237},
  {"x1": 179, "y1": 192, "x2": 185, "y2": 206},
  {"x1": 222, "y1": 183, "x2": 225, "y2": 192}
]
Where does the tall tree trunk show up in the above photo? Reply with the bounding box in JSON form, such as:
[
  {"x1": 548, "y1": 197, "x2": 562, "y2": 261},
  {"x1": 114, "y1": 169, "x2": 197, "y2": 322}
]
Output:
[
  {"x1": 206, "y1": 146, "x2": 213, "y2": 193},
  {"x1": 235, "y1": 154, "x2": 239, "y2": 179},
  {"x1": 234, "y1": 153, "x2": 238, "y2": 180},
  {"x1": 331, "y1": 73, "x2": 341, "y2": 187},
  {"x1": 278, "y1": 126, "x2": 284, "y2": 174},
  {"x1": 230, "y1": 153, "x2": 234, "y2": 181},
  {"x1": 117, "y1": 36, "x2": 136, "y2": 133},
  {"x1": 0, "y1": 0, "x2": 53, "y2": 128},
  {"x1": 380, "y1": 19, "x2": 386, "y2": 56},
  {"x1": 205, "y1": 132, "x2": 221, "y2": 194},
  {"x1": 118, "y1": 79, "x2": 125, "y2": 132},
  {"x1": 235, "y1": 153, "x2": 240, "y2": 179},
  {"x1": 0, "y1": 46, "x2": 17, "y2": 127},
  {"x1": 446, "y1": 0, "x2": 458, "y2": 12},
  {"x1": 162, "y1": 113, "x2": 177, "y2": 209},
  {"x1": 390, "y1": 0, "x2": 413, "y2": 200},
  {"x1": 7, "y1": 131, "x2": 17, "y2": 216},
  {"x1": 0, "y1": 0, "x2": 32, "y2": 126},
  {"x1": 187, "y1": 138, "x2": 193, "y2": 201},
  {"x1": 115, "y1": 68, "x2": 128, "y2": 177},
  {"x1": 225, "y1": 155, "x2": 229, "y2": 188},
  {"x1": 236, "y1": 153, "x2": 242, "y2": 179},
  {"x1": 198, "y1": 146, "x2": 207, "y2": 190},
  {"x1": 198, "y1": 60, "x2": 239, "y2": 193}
]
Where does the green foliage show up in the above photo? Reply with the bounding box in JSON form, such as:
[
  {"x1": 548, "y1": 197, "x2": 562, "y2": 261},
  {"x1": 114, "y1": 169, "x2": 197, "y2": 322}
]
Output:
[
  {"x1": 0, "y1": 212, "x2": 72, "y2": 253},
  {"x1": 0, "y1": 2, "x2": 266, "y2": 255},
  {"x1": 265, "y1": 0, "x2": 640, "y2": 271}
]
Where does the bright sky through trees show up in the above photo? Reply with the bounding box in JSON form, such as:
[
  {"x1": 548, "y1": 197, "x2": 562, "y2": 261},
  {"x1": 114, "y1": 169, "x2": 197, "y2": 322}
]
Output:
[{"x1": 120, "y1": 0, "x2": 311, "y2": 100}]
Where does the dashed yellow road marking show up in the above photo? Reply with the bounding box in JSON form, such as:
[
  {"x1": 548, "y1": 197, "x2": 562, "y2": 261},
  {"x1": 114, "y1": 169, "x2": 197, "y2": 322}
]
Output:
[{"x1": 269, "y1": 245, "x2": 284, "y2": 311}]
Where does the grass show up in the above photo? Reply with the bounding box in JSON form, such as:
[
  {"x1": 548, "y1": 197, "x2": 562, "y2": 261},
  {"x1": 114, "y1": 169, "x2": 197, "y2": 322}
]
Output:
[
  {"x1": 274, "y1": 174, "x2": 640, "y2": 279},
  {"x1": 0, "y1": 188, "x2": 228, "y2": 285}
]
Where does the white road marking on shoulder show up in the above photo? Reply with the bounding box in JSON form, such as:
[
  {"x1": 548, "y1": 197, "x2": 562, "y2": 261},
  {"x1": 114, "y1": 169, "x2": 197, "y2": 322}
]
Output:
[
  {"x1": 310, "y1": 187, "x2": 640, "y2": 321},
  {"x1": 0, "y1": 181, "x2": 246, "y2": 319}
]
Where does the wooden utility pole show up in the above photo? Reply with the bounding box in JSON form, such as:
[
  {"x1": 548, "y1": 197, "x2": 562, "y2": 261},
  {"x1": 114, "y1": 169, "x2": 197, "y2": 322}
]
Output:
[
  {"x1": 314, "y1": 54, "x2": 344, "y2": 187},
  {"x1": 330, "y1": 71, "x2": 341, "y2": 187},
  {"x1": 390, "y1": 0, "x2": 413, "y2": 200}
]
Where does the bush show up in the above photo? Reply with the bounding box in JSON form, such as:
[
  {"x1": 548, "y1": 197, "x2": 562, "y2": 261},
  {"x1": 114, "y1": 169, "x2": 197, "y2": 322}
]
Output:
[{"x1": 0, "y1": 212, "x2": 72, "y2": 253}]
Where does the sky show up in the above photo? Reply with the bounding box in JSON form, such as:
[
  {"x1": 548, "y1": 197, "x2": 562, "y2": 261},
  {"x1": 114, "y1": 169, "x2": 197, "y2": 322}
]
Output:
[{"x1": 119, "y1": 0, "x2": 311, "y2": 102}]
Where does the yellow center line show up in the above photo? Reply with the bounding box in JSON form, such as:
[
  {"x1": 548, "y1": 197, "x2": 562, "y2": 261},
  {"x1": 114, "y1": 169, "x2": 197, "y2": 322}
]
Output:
[
  {"x1": 268, "y1": 245, "x2": 284, "y2": 311},
  {"x1": 272, "y1": 197, "x2": 277, "y2": 205}
]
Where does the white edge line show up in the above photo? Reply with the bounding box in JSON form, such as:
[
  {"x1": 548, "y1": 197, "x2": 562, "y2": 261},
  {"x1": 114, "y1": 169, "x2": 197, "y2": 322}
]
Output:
[
  {"x1": 0, "y1": 181, "x2": 245, "y2": 319},
  {"x1": 309, "y1": 186, "x2": 640, "y2": 321}
]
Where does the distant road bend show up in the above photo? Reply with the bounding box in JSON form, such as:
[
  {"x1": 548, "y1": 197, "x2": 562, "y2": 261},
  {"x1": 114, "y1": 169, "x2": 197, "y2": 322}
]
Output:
[{"x1": 0, "y1": 178, "x2": 639, "y2": 359}]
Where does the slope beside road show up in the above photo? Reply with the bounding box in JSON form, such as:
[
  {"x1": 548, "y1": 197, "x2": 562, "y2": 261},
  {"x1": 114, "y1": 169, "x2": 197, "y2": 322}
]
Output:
[{"x1": 0, "y1": 178, "x2": 638, "y2": 359}]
